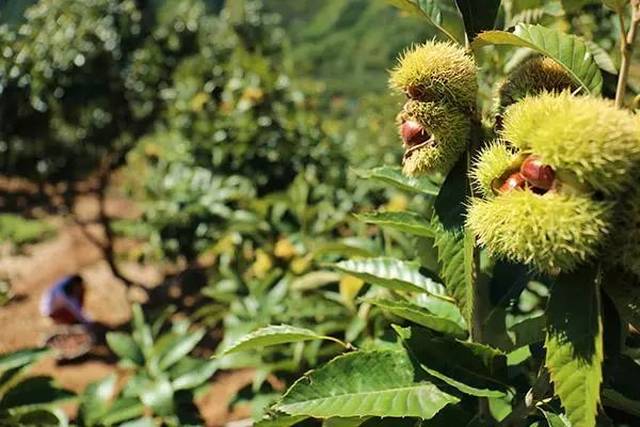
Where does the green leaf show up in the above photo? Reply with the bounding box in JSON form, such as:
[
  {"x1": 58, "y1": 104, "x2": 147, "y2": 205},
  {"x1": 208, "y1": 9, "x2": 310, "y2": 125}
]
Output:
[
  {"x1": 395, "y1": 326, "x2": 508, "y2": 397},
  {"x1": 386, "y1": 0, "x2": 466, "y2": 44},
  {"x1": 602, "y1": 389, "x2": 640, "y2": 417},
  {"x1": 8, "y1": 407, "x2": 68, "y2": 426},
  {"x1": 356, "y1": 211, "x2": 435, "y2": 238},
  {"x1": 119, "y1": 418, "x2": 157, "y2": 427},
  {"x1": 586, "y1": 40, "x2": 617, "y2": 74},
  {"x1": 158, "y1": 329, "x2": 205, "y2": 370},
  {"x1": 561, "y1": 0, "x2": 600, "y2": 12},
  {"x1": 0, "y1": 348, "x2": 50, "y2": 391},
  {"x1": 509, "y1": 314, "x2": 546, "y2": 349},
  {"x1": 106, "y1": 332, "x2": 145, "y2": 366},
  {"x1": 79, "y1": 374, "x2": 117, "y2": 427},
  {"x1": 538, "y1": 408, "x2": 572, "y2": 427},
  {"x1": 171, "y1": 359, "x2": 218, "y2": 390},
  {"x1": 100, "y1": 397, "x2": 145, "y2": 426},
  {"x1": 430, "y1": 216, "x2": 472, "y2": 322},
  {"x1": 0, "y1": 376, "x2": 74, "y2": 410},
  {"x1": 255, "y1": 412, "x2": 308, "y2": 427},
  {"x1": 472, "y1": 23, "x2": 603, "y2": 94},
  {"x1": 222, "y1": 325, "x2": 347, "y2": 355},
  {"x1": 323, "y1": 417, "x2": 371, "y2": 427},
  {"x1": 334, "y1": 258, "x2": 449, "y2": 298},
  {"x1": 291, "y1": 271, "x2": 341, "y2": 291},
  {"x1": 603, "y1": 271, "x2": 640, "y2": 332},
  {"x1": 0, "y1": 348, "x2": 49, "y2": 374},
  {"x1": 434, "y1": 155, "x2": 468, "y2": 231},
  {"x1": 140, "y1": 377, "x2": 174, "y2": 416},
  {"x1": 131, "y1": 304, "x2": 153, "y2": 358},
  {"x1": 353, "y1": 166, "x2": 440, "y2": 196},
  {"x1": 602, "y1": 0, "x2": 628, "y2": 11},
  {"x1": 275, "y1": 350, "x2": 459, "y2": 419},
  {"x1": 455, "y1": 0, "x2": 501, "y2": 39},
  {"x1": 364, "y1": 298, "x2": 467, "y2": 338},
  {"x1": 601, "y1": 355, "x2": 640, "y2": 417},
  {"x1": 508, "y1": 2, "x2": 564, "y2": 27},
  {"x1": 545, "y1": 269, "x2": 603, "y2": 427}
]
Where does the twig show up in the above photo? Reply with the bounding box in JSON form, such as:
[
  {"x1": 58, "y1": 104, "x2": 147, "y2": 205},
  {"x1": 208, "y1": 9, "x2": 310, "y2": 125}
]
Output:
[
  {"x1": 615, "y1": 0, "x2": 640, "y2": 109},
  {"x1": 498, "y1": 369, "x2": 552, "y2": 427}
]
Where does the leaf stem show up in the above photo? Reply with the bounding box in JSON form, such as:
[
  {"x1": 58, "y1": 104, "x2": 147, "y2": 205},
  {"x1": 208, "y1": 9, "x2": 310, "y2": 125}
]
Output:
[{"x1": 615, "y1": 1, "x2": 640, "y2": 109}]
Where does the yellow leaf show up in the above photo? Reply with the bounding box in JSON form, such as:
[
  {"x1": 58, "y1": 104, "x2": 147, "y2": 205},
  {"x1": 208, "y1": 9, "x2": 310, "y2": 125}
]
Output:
[
  {"x1": 290, "y1": 254, "x2": 312, "y2": 275},
  {"x1": 252, "y1": 249, "x2": 273, "y2": 279},
  {"x1": 340, "y1": 275, "x2": 365, "y2": 306},
  {"x1": 274, "y1": 238, "x2": 297, "y2": 259},
  {"x1": 384, "y1": 194, "x2": 409, "y2": 212},
  {"x1": 190, "y1": 92, "x2": 210, "y2": 112}
]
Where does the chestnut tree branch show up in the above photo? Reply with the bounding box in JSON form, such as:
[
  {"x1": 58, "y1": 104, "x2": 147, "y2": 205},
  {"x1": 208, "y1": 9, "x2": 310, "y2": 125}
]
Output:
[{"x1": 615, "y1": 0, "x2": 640, "y2": 108}]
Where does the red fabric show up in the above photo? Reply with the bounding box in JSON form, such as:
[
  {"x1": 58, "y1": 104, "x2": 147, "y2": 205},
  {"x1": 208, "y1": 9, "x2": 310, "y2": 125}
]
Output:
[{"x1": 50, "y1": 307, "x2": 79, "y2": 325}]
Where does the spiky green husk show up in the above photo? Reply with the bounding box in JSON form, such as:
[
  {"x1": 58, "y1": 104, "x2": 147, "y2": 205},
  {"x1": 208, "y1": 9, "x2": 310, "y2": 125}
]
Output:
[
  {"x1": 470, "y1": 141, "x2": 519, "y2": 198},
  {"x1": 400, "y1": 100, "x2": 470, "y2": 176},
  {"x1": 467, "y1": 191, "x2": 611, "y2": 274},
  {"x1": 497, "y1": 57, "x2": 577, "y2": 112},
  {"x1": 502, "y1": 92, "x2": 640, "y2": 195},
  {"x1": 608, "y1": 187, "x2": 640, "y2": 278},
  {"x1": 389, "y1": 41, "x2": 478, "y2": 110}
]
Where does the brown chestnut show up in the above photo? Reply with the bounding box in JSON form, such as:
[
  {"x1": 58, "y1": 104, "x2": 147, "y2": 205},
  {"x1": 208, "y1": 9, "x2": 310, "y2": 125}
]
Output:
[
  {"x1": 520, "y1": 155, "x2": 555, "y2": 190},
  {"x1": 401, "y1": 120, "x2": 430, "y2": 147}
]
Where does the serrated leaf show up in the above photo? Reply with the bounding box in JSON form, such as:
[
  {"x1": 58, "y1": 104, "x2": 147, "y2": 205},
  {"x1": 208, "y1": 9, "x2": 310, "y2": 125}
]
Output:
[
  {"x1": 386, "y1": 0, "x2": 466, "y2": 44},
  {"x1": 545, "y1": 269, "x2": 603, "y2": 427},
  {"x1": 356, "y1": 211, "x2": 435, "y2": 238},
  {"x1": 255, "y1": 413, "x2": 308, "y2": 427},
  {"x1": 508, "y1": 2, "x2": 564, "y2": 27},
  {"x1": 430, "y1": 216, "x2": 472, "y2": 323},
  {"x1": 222, "y1": 325, "x2": 346, "y2": 355},
  {"x1": 455, "y1": 0, "x2": 501, "y2": 39},
  {"x1": 333, "y1": 258, "x2": 449, "y2": 298},
  {"x1": 473, "y1": 23, "x2": 603, "y2": 94},
  {"x1": 395, "y1": 326, "x2": 508, "y2": 397},
  {"x1": 323, "y1": 417, "x2": 370, "y2": 427},
  {"x1": 353, "y1": 166, "x2": 440, "y2": 196},
  {"x1": 275, "y1": 350, "x2": 459, "y2": 419},
  {"x1": 106, "y1": 332, "x2": 144, "y2": 366},
  {"x1": 364, "y1": 298, "x2": 467, "y2": 338}
]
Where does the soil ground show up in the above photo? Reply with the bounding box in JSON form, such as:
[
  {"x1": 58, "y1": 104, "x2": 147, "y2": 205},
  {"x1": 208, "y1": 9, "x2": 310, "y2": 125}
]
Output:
[{"x1": 0, "y1": 189, "x2": 253, "y2": 426}]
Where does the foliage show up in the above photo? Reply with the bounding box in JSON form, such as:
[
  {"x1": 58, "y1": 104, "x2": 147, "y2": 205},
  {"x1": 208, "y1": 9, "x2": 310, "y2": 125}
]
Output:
[
  {"x1": 0, "y1": 214, "x2": 55, "y2": 249},
  {"x1": 0, "y1": 348, "x2": 73, "y2": 426},
  {"x1": 230, "y1": 1, "x2": 640, "y2": 427},
  {"x1": 82, "y1": 304, "x2": 218, "y2": 426}
]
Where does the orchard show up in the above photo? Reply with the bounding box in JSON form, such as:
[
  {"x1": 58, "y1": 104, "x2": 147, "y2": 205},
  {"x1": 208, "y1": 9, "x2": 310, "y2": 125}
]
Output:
[{"x1": 1, "y1": 1, "x2": 640, "y2": 426}]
